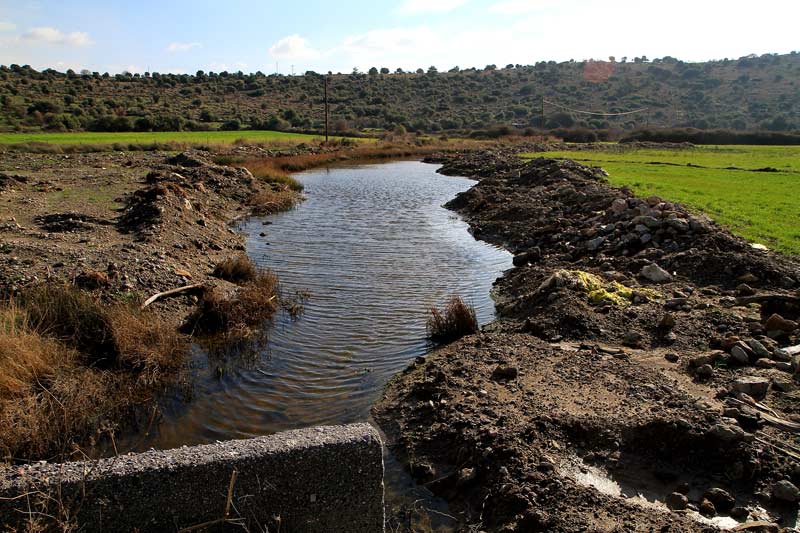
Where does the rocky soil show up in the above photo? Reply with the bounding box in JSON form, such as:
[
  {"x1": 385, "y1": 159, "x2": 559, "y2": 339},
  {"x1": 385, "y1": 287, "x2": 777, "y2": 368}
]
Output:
[
  {"x1": 0, "y1": 148, "x2": 297, "y2": 322},
  {"x1": 375, "y1": 151, "x2": 800, "y2": 531}
]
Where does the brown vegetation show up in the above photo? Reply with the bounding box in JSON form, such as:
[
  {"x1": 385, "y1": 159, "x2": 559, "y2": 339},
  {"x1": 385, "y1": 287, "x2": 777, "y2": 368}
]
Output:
[
  {"x1": 185, "y1": 269, "x2": 280, "y2": 338},
  {"x1": 0, "y1": 285, "x2": 189, "y2": 461},
  {"x1": 212, "y1": 255, "x2": 258, "y2": 284},
  {"x1": 426, "y1": 296, "x2": 478, "y2": 344}
]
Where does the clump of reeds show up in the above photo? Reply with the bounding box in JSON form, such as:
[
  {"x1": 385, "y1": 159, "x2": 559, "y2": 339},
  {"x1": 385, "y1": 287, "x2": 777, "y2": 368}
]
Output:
[{"x1": 426, "y1": 296, "x2": 478, "y2": 344}]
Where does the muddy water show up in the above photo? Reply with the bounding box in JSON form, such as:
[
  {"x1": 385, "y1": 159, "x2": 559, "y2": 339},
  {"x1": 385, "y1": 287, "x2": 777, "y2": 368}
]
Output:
[{"x1": 119, "y1": 161, "x2": 510, "y2": 514}]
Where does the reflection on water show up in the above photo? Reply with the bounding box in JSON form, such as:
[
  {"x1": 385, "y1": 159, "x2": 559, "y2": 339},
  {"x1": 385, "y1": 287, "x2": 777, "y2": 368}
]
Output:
[{"x1": 121, "y1": 161, "x2": 511, "y2": 449}]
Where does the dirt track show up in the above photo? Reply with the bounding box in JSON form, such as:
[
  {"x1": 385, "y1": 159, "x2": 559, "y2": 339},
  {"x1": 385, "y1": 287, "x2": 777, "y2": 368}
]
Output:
[{"x1": 375, "y1": 152, "x2": 800, "y2": 531}]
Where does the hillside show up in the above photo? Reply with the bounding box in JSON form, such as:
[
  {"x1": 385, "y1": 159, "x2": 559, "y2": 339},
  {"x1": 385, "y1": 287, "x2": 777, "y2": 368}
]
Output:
[{"x1": 1, "y1": 52, "x2": 799, "y2": 135}]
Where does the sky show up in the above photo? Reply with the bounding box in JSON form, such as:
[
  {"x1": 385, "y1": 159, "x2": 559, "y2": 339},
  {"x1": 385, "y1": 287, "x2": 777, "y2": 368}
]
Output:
[{"x1": 0, "y1": 0, "x2": 798, "y2": 75}]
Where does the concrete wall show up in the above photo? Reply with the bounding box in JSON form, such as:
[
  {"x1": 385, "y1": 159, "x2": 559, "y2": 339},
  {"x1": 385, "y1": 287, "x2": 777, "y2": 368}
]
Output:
[{"x1": 0, "y1": 423, "x2": 384, "y2": 532}]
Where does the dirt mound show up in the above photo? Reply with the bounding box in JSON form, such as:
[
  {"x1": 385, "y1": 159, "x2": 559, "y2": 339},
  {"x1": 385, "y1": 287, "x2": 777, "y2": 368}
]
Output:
[
  {"x1": 378, "y1": 151, "x2": 800, "y2": 531},
  {"x1": 35, "y1": 212, "x2": 111, "y2": 233},
  {"x1": 374, "y1": 333, "x2": 789, "y2": 531},
  {"x1": 0, "y1": 172, "x2": 27, "y2": 192}
]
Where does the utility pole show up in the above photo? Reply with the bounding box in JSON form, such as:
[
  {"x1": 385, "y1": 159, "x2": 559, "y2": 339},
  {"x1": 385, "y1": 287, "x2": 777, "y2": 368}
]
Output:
[
  {"x1": 540, "y1": 95, "x2": 545, "y2": 130},
  {"x1": 324, "y1": 75, "x2": 329, "y2": 143},
  {"x1": 291, "y1": 65, "x2": 295, "y2": 76}
]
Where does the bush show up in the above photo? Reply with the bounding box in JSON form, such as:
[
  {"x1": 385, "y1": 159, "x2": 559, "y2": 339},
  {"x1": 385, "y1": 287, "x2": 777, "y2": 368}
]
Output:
[
  {"x1": 426, "y1": 296, "x2": 478, "y2": 344},
  {"x1": 220, "y1": 119, "x2": 241, "y2": 131},
  {"x1": 621, "y1": 128, "x2": 800, "y2": 145}
]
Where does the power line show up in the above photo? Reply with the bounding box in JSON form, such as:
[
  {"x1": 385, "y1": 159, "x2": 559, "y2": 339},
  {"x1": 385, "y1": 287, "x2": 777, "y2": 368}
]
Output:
[{"x1": 542, "y1": 99, "x2": 648, "y2": 117}]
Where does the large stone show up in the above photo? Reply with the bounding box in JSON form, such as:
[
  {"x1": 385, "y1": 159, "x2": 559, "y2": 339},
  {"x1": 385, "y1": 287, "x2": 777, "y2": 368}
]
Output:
[
  {"x1": 640, "y1": 263, "x2": 673, "y2": 283},
  {"x1": 730, "y1": 346, "x2": 751, "y2": 365},
  {"x1": 703, "y1": 487, "x2": 735, "y2": 512},
  {"x1": 708, "y1": 423, "x2": 747, "y2": 443},
  {"x1": 747, "y1": 339, "x2": 772, "y2": 359},
  {"x1": 665, "y1": 492, "x2": 688, "y2": 511},
  {"x1": 765, "y1": 314, "x2": 798, "y2": 333},
  {"x1": 731, "y1": 376, "x2": 770, "y2": 399},
  {"x1": 772, "y1": 480, "x2": 800, "y2": 502}
]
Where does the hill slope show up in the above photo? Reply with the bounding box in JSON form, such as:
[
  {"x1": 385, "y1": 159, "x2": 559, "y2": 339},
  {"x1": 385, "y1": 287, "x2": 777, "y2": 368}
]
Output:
[{"x1": 1, "y1": 52, "x2": 799, "y2": 134}]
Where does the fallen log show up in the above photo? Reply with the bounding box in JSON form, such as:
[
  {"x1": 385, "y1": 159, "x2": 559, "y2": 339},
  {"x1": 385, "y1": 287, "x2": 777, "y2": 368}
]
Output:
[{"x1": 141, "y1": 284, "x2": 205, "y2": 310}]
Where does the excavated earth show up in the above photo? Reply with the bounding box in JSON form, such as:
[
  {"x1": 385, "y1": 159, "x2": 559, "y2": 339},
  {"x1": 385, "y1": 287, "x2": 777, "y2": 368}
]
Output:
[
  {"x1": 375, "y1": 152, "x2": 800, "y2": 532},
  {"x1": 0, "y1": 147, "x2": 298, "y2": 322}
]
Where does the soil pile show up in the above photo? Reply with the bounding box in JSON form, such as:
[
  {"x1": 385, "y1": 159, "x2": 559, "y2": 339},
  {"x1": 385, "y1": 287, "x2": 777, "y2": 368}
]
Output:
[{"x1": 375, "y1": 152, "x2": 800, "y2": 531}]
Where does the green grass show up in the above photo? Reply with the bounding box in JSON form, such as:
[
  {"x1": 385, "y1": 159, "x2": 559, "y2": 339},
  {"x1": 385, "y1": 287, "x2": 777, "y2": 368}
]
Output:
[
  {"x1": 522, "y1": 145, "x2": 800, "y2": 255},
  {"x1": 0, "y1": 130, "x2": 346, "y2": 146}
]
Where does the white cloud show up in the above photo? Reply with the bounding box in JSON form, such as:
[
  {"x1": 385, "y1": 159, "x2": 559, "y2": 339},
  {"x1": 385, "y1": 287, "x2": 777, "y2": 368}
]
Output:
[
  {"x1": 269, "y1": 34, "x2": 320, "y2": 61},
  {"x1": 208, "y1": 61, "x2": 248, "y2": 72},
  {"x1": 0, "y1": 21, "x2": 16, "y2": 31},
  {"x1": 166, "y1": 42, "x2": 201, "y2": 53},
  {"x1": 396, "y1": 0, "x2": 468, "y2": 15},
  {"x1": 488, "y1": 0, "x2": 560, "y2": 14},
  {"x1": 21, "y1": 26, "x2": 92, "y2": 47}
]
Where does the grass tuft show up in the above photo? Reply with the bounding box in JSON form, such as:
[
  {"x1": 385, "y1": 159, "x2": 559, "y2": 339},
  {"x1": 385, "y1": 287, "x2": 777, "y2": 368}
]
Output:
[
  {"x1": 427, "y1": 296, "x2": 478, "y2": 344},
  {"x1": 212, "y1": 255, "x2": 258, "y2": 284},
  {"x1": 185, "y1": 270, "x2": 280, "y2": 338}
]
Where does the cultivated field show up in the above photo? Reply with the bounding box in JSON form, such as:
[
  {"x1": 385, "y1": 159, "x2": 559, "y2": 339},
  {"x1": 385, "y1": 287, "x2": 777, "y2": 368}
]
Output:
[{"x1": 525, "y1": 145, "x2": 800, "y2": 255}]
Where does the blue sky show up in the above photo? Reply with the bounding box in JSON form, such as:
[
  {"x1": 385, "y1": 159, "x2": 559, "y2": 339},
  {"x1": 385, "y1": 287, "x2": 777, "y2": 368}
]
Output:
[{"x1": 1, "y1": 0, "x2": 798, "y2": 74}]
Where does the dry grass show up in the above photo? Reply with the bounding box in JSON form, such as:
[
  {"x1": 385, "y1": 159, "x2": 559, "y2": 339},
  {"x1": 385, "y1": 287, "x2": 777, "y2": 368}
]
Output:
[
  {"x1": 185, "y1": 270, "x2": 280, "y2": 338},
  {"x1": 212, "y1": 255, "x2": 258, "y2": 284},
  {"x1": 426, "y1": 296, "x2": 479, "y2": 344},
  {"x1": 0, "y1": 285, "x2": 189, "y2": 462},
  {"x1": 246, "y1": 187, "x2": 300, "y2": 216}
]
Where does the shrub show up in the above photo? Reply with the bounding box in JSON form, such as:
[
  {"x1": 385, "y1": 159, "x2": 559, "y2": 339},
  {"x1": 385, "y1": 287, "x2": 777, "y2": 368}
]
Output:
[
  {"x1": 426, "y1": 296, "x2": 478, "y2": 344},
  {"x1": 220, "y1": 119, "x2": 241, "y2": 131}
]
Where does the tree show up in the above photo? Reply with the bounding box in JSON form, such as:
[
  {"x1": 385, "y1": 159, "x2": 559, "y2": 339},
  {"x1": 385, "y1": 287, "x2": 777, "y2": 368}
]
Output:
[
  {"x1": 427, "y1": 66, "x2": 438, "y2": 75},
  {"x1": 368, "y1": 67, "x2": 379, "y2": 76},
  {"x1": 380, "y1": 67, "x2": 390, "y2": 75},
  {"x1": 415, "y1": 68, "x2": 424, "y2": 74}
]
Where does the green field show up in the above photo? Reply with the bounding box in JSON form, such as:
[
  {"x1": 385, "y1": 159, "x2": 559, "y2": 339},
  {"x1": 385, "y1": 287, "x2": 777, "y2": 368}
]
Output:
[
  {"x1": 0, "y1": 130, "x2": 348, "y2": 146},
  {"x1": 522, "y1": 146, "x2": 800, "y2": 255}
]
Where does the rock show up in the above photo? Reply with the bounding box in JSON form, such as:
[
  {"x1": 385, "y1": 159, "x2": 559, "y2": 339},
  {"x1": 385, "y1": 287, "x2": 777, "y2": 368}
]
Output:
[
  {"x1": 732, "y1": 377, "x2": 770, "y2": 400},
  {"x1": 691, "y1": 352, "x2": 718, "y2": 367},
  {"x1": 665, "y1": 492, "x2": 688, "y2": 511},
  {"x1": 709, "y1": 423, "x2": 747, "y2": 443},
  {"x1": 755, "y1": 358, "x2": 776, "y2": 369},
  {"x1": 765, "y1": 313, "x2": 798, "y2": 333},
  {"x1": 658, "y1": 314, "x2": 676, "y2": 329},
  {"x1": 772, "y1": 378, "x2": 795, "y2": 392},
  {"x1": 729, "y1": 506, "x2": 749, "y2": 519},
  {"x1": 737, "y1": 273, "x2": 759, "y2": 284},
  {"x1": 736, "y1": 283, "x2": 756, "y2": 296},
  {"x1": 640, "y1": 263, "x2": 673, "y2": 283},
  {"x1": 721, "y1": 336, "x2": 741, "y2": 350},
  {"x1": 703, "y1": 488, "x2": 735, "y2": 512},
  {"x1": 699, "y1": 498, "x2": 716, "y2": 517},
  {"x1": 772, "y1": 480, "x2": 800, "y2": 502},
  {"x1": 622, "y1": 331, "x2": 644, "y2": 348},
  {"x1": 492, "y1": 365, "x2": 519, "y2": 381},
  {"x1": 664, "y1": 352, "x2": 680, "y2": 363},
  {"x1": 610, "y1": 198, "x2": 627, "y2": 215},
  {"x1": 696, "y1": 364, "x2": 713, "y2": 379},
  {"x1": 747, "y1": 339, "x2": 772, "y2": 359},
  {"x1": 730, "y1": 346, "x2": 751, "y2": 365},
  {"x1": 512, "y1": 253, "x2": 530, "y2": 267},
  {"x1": 586, "y1": 236, "x2": 605, "y2": 251}
]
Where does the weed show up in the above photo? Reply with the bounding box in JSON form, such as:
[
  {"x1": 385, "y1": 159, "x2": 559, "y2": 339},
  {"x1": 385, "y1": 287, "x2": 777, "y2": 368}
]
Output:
[{"x1": 427, "y1": 296, "x2": 478, "y2": 344}]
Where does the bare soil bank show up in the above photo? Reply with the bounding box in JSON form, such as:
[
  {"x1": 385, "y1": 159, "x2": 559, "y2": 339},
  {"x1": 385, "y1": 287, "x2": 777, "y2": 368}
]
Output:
[
  {"x1": 374, "y1": 151, "x2": 800, "y2": 531},
  {"x1": 0, "y1": 146, "x2": 302, "y2": 461}
]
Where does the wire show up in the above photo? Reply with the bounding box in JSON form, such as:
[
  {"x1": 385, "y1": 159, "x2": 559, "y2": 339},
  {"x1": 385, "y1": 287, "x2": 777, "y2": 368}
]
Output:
[{"x1": 543, "y1": 99, "x2": 648, "y2": 117}]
